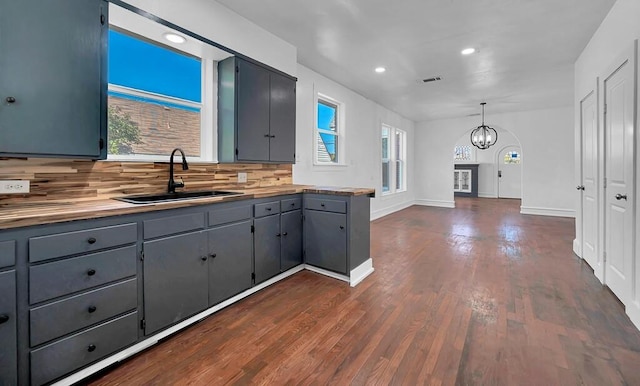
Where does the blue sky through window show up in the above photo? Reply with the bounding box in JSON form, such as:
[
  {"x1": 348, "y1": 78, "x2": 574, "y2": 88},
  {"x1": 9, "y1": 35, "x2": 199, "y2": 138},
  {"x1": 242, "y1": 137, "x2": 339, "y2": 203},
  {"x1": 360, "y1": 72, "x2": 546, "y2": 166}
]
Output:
[
  {"x1": 108, "y1": 30, "x2": 201, "y2": 103},
  {"x1": 317, "y1": 102, "x2": 337, "y2": 156}
]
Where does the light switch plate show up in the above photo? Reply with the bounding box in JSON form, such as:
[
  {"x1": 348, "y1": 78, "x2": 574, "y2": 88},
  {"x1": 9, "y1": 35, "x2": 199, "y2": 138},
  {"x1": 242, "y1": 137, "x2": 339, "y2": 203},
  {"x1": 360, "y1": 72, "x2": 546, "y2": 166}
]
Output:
[
  {"x1": 237, "y1": 172, "x2": 248, "y2": 183},
  {"x1": 0, "y1": 180, "x2": 30, "y2": 194}
]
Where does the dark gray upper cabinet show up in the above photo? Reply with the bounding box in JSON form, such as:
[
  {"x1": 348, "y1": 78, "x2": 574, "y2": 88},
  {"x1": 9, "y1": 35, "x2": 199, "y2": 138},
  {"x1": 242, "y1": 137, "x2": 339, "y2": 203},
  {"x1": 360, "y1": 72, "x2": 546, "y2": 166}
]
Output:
[
  {"x1": 207, "y1": 220, "x2": 253, "y2": 306},
  {"x1": 0, "y1": 270, "x2": 17, "y2": 386},
  {"x1": 0, "y1": 0, "x2": 107, "y2": 159},
  {"x1": 143, "y1": 231, "x2": 209, "y2": 335},
  {"x1": 218, "y1": 57, "x2": 296, "y2": 163}
]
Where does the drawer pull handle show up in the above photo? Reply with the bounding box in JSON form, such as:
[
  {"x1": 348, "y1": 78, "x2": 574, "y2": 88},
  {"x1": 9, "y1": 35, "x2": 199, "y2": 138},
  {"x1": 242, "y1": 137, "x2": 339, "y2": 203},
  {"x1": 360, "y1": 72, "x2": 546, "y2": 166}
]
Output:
[
  {"x1": 201, "y1": 256, "x2": 208, "y2": 261},
  {"x1": 88, "y1": 306, "x2": 97, "y2": 313},
  {"x1": 339, "y1": 226, "x2": 344, "y2": 230},
  {"x1": 87, "y1": 237, "x2": 97, "y2": 244},
  {"x1": 321, "y1": 203, "x2": 325, "y2": 207},
  {"x1": 291, "y1": 202, "x2": 295, "y2": 206},
  {"x1": 87, "y1": 269, "x2": 96, "y2": 276},
  {"x1": 87, "y1": 344, "x2": 97, "y2": 352},
  {"x1": 210, "y1": 253, "x2": 217, "y2": 258},
  {"x1": 6, "y1": 96, "x2": 16, "y2": 104},
  {"x1": 0, "y1": 314, "x2": 9, "y2": 324},
  {"x1": 282, "y1": 232, "x2": 288, "y2": 236},
  {"x1": 266, "y1": 207, "x2": 272, "y2": 211}
]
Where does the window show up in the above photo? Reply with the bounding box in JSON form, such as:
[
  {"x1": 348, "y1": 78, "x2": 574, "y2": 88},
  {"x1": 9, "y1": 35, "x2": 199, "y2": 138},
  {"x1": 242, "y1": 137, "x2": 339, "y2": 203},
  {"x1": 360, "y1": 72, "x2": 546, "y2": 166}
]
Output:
[
  {"x1": 108, "y1": 29, "x2": 203, "y2": 159},
  {"x1": 107, "y1": 3, "x2": 230, "y2": 162},
  {"x1": 315, "y1": 95, "x2": 341, "y2": 164},
  {"x1": 504, "y1": 151, "x2": 521, "y2": 164},
  {"x1": 454, "y1": 145, "x2": 472, "y2": 161},
  {"x1": 382, "y1": 125, "x2": 406, "y2": 194}
]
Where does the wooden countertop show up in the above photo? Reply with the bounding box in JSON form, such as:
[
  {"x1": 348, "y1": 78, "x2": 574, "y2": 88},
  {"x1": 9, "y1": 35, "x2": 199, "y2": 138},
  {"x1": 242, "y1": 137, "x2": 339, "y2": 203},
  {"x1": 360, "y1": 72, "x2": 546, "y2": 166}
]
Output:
[{"x1": 0, "y1": 185, "x2": 375, "y2": 229}]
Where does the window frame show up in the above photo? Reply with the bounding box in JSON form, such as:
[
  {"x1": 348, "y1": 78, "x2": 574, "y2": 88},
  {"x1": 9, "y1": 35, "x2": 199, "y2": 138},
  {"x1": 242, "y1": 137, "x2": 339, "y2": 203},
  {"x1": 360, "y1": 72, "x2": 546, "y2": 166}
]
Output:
[
  {"x1": 314, "y1": 92, "x2": 345, "y2": 166},
  {"x1": 381, "y1": 124, "x2": 407, "y2": 195},
  {"x1": 105, "y1": 7, "x2": 218, "y2": 163}
]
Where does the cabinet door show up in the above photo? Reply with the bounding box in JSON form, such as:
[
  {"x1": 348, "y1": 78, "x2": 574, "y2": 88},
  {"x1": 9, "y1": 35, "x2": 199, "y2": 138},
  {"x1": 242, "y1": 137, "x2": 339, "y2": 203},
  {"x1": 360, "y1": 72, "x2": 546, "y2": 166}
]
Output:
[
  {"x1": 0, "y1": 270, "x2": 17, "y2": 385},
  {"x1": 0, "y1": 0, "x2": 106, "y2": 158},
  {"x1": 207, "y1": 221, "x2": 253, "y2": 306},
  {"x1": 269, "y1": 73, "x2": 296, "y2": 162},
  {"x1": 304, "y1": 210, "x2": 347, "y2": 274},
  {"x1": 254, "y1": 215, "x2": 281, "y2": 284},
  {"x1": 236, "y1": 59, "x2": 270, "y2": 162},
  {"x1": 143, "y1": 231, "x2": 208, "y2": 335},
  {"x1": 281, "y1": 210, "x2": 302, "y2": 271}
]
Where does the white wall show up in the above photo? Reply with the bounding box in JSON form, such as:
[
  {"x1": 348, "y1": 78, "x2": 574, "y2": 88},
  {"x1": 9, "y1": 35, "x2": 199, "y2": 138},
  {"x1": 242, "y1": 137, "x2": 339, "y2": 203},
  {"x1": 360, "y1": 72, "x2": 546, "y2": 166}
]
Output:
[
  {"x1": 121, "y1": 0, "x2": 297, "y2": 76},
  {"x1": 415, "y1": 107, "x2": 575, "y2": 216},
  {"x1": 293, "y1": 64, "x2": 416, "y2": 220},
  {"x1": 573, "y1": 0, "x2": 640, "y2": 329},
  {"x1": 454, "y1": 130, "x2": 520, "y2": 198}
]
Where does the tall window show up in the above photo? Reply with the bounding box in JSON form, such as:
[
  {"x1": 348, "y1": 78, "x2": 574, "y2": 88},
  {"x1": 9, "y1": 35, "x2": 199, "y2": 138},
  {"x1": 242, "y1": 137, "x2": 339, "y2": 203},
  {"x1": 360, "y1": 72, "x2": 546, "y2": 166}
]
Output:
[
  {"x1": 382, "y1": 125, "x2": 406, "y2": 194},
  {"x1": 108, "y1": 29, "x2": 203, "y2": 159},
  {"x1": 316, "y1": 96, "x2": 341, "y2": 164}
]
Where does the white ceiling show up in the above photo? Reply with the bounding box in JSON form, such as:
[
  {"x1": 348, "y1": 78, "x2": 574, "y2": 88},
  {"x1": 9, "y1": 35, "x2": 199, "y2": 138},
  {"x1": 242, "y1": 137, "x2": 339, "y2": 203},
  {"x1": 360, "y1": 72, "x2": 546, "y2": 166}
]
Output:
[{"x1": 215, "y1": 0, "x2": 615, "y2": 122}]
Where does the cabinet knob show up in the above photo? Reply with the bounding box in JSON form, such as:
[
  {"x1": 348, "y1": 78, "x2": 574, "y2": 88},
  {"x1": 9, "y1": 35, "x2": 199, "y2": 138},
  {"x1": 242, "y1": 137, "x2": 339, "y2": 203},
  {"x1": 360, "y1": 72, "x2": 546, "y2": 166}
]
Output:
[
  {"x1": 87, "y1": 269, "x2": 96, "y2": 276},
  {"x1": 321, "y1": 203, "x2": 325, "y2": 207},
  {"x1": 87, "y1": 344, "x2": 97, "y2": 352},
  {"x1": 615, "y1": 193, "x2": 628, "y2": 201},
  {"x1": 291, "y1": 202, "x2": 295, "y2": 207},
  {"x1": 276, "y1": 233, "x2": 281, "y2": 237},
  {"x1": 5, "y1": 96, "x2": 16, "y2": 104},
  {"x1": 210, "y1": 253, "x2": 217, "y2": 258},
  {"x1": 264, "y1": 133, "x2": 270, "y2": 138},
  {"x1": 339, "y1": 225, "x2": 344, "y2": 230},
  {"x1": 266, "y1": 207, "x2": 272, "y2": 211},
  {"x1": 0, "y1": 314, "x2": 9, "y2": 324},
  {"x1": 87, "y1": 237, "x2": 97, "y2": 244},
  {"x1": 282, "y1": 232, "x2": 288, "y2": 236},
  {"x1": 88, "y1": 305, "x2": 97, "y2": 313},
  {"x1": 201, "y1": 256, "x2": 208, "y2": 261}
]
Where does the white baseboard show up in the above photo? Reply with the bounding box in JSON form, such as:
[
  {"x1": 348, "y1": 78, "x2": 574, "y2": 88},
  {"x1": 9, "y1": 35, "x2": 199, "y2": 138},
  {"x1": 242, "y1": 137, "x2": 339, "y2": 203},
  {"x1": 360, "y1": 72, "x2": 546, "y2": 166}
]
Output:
[
  {"x1": 370, "y1": 201, "x2": 413, "y2": 221},
  {"x1": 349, "y1": 258, "x2": 374, "y2": 287},
  {"x1": 627, "y1": 301, "x2": 640, "y2": 332},
  {"x1": 478, "y1": 192, "x2": 497, "y2": 198},
  {"x1": 303, "y1": 264, "x2": 350, "y2": 283},
  {"x1": 520, "y1": 206, "x2": 575, "y2": 218},
  {"x1": 573, "y1": 239, "x2": 581, "y2": 257},
  {"x1": 414, "y1": 199, "x2": 455, "y2": 208}
]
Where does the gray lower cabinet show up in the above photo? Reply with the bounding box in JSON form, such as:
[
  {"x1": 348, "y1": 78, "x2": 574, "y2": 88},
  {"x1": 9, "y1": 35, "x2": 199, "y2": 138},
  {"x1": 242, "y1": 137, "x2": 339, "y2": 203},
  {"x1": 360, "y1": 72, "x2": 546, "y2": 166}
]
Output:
[
  {"x1": 143, "y1": 231, "x2": 209, "y2": 335},
  {"x1": 207, "y1": 221, "x2": 253, "y2": 306},
  {"x1": 0, "y1": 0, "x2": 107, "y2": 159},
  {"x1": 280, "y1": 210, "x2": 303, "y2": 271},
  {"x1": 254, "y1": 215, "x2": 281, "y2": 284},
  {"x1": 304, "y1": 210, "x2": 348, "y2": 274},
  {"x1": 0, "y1": 270, "x2": 17, "y2": 386}
]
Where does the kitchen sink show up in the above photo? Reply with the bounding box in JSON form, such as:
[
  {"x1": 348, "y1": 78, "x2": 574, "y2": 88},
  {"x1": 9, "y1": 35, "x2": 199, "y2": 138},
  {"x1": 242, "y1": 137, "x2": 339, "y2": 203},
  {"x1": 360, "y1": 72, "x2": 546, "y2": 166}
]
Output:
[{"x1": 114, "y1": 190, "x2": 243, "y2": 204}]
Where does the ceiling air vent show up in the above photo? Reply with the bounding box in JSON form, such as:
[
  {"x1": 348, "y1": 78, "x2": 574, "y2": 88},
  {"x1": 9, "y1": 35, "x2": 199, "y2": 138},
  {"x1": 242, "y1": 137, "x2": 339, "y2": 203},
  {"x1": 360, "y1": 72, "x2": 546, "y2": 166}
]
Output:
[{"x1": 422, "y1": 76, "x2": 442, "y2": 83}]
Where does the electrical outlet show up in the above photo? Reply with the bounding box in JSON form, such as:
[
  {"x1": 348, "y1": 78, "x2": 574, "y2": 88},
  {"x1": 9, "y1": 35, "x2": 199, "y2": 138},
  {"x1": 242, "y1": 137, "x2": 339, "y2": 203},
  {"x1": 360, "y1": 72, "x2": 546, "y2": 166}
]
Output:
[
  {"x1": 237, "y1": 172, "x2": 248, "y2": 183},
  {"x1": 0, "y1": 180, "x2": 30, "y2": 194}
]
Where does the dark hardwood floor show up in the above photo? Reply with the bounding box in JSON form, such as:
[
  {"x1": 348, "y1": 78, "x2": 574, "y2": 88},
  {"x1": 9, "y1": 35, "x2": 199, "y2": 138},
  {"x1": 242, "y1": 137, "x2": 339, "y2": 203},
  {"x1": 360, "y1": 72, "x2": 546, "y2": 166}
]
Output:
[{"x1": 87, "y1": 198, "x2": 640, "y2": 385}]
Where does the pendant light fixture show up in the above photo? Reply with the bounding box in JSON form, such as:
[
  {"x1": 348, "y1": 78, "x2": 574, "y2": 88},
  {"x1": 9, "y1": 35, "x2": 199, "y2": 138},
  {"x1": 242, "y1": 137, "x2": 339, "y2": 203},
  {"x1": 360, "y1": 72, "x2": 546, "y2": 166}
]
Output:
[{"x1": 470, "y1": 102, "x2": 498, "y2": 150}]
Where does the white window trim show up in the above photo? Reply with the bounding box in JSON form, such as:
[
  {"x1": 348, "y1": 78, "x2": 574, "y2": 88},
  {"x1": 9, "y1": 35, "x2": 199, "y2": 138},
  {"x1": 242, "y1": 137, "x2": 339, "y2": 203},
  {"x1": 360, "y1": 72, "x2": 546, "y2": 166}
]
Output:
[
  {"x1": 313, "y1": 91, "x2": 346, "y2": 166},
  {"x1": 382, "y1": 124, "x2": 407, "y2": 196},
  {"x1": 106, "y1": 7, "x2": 217, "y2": 163}
]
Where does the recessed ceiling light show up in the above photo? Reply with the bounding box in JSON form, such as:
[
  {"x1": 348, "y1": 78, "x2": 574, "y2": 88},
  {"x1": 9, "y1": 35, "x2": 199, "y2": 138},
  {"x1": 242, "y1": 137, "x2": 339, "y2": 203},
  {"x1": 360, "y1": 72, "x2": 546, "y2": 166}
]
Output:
[
  {"x1": 164, "y1": 33, "x2": 186, "y2": 44},
  {"x1": 375, "y1": 67, "x2": 386, "y2": 73},
  {"x1": 461, "y1": 48, "x2": 476, "y2": 55}
]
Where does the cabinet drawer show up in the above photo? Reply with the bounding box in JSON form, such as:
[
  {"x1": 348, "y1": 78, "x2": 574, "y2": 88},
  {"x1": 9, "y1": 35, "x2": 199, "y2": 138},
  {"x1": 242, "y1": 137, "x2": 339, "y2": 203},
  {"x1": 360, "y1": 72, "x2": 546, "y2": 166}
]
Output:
[
  {"x1": 30, "y1": 311, "x2": 138, "y2": 386},
  {"x1": 30, "y1": 278, "x2": 137, "y2": 347},
  {"x1": 209, "y1": 205, "x2": 252, "y2": 227},
  {"x1": 254, "y1": 201, "x2": 280, "y2": 217},
  {"x1": 144, "y1": 212, "x2": 205, "y2": 239},
  {"x1": 29, "y1": 223, "x2": 137, "y2": 263},
  {"x1": 281, "y1": 197, "x2": 302, "y2": 212},
  {"x1": 304, "y1": 198, "x2": 346, "y2": 214},
  {"x1": 30, "y1": 245, "x2": 137, "y2": 304},
  {"x1": 0, "y1": 240, "x2": 15, "y2": 269}
]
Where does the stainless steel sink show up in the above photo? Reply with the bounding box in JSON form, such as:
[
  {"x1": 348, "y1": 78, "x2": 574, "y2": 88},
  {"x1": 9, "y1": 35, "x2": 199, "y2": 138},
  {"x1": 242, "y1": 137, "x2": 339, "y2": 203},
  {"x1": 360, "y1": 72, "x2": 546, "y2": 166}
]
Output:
[{"x1": 114, "y1": 190, "x2": 243, "y2": 204}]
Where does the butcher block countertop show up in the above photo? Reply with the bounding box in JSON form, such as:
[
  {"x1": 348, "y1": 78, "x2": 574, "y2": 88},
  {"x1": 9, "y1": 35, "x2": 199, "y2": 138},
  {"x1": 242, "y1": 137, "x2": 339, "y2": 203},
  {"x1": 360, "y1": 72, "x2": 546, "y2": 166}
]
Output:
[{"x1": 0, "y1": 185, "x2": 375, "y2": 229}]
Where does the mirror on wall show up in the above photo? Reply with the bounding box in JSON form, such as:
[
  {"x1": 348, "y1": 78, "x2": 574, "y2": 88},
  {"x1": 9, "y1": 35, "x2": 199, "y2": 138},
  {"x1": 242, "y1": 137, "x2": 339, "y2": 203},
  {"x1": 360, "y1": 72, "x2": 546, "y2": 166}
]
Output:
[{"x1": 107, "y1": 2, "x2": 233, "y2": 162}]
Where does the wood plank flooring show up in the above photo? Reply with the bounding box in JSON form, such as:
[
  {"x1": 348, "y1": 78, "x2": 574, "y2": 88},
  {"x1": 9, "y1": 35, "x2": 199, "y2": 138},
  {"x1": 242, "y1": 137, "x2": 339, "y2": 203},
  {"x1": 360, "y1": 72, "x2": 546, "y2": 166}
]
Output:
[{"x1": 86, "y1": 198, "x2": 640, "y2": 385}]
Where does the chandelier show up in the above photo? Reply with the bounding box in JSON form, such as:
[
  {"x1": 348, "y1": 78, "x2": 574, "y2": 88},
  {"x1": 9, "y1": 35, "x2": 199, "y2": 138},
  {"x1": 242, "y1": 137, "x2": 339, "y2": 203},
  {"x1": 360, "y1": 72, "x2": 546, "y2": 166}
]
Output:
[{"x1": 470, "y1": 102, "x2": 497, "y2": 150}]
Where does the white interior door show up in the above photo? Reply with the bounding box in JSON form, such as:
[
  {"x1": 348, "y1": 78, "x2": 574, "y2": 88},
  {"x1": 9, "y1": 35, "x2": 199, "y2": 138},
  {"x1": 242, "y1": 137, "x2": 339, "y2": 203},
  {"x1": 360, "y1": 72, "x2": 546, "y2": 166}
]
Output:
[
  {"x1": 580, "y1": 90, "x2": 599, "y2": 272},
  {"x1": 498, "y1": 146, "x2": 522, "y2": 199},
  {"x1": 604, "y1": 52, "x2": 635, "y2": 303}
]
